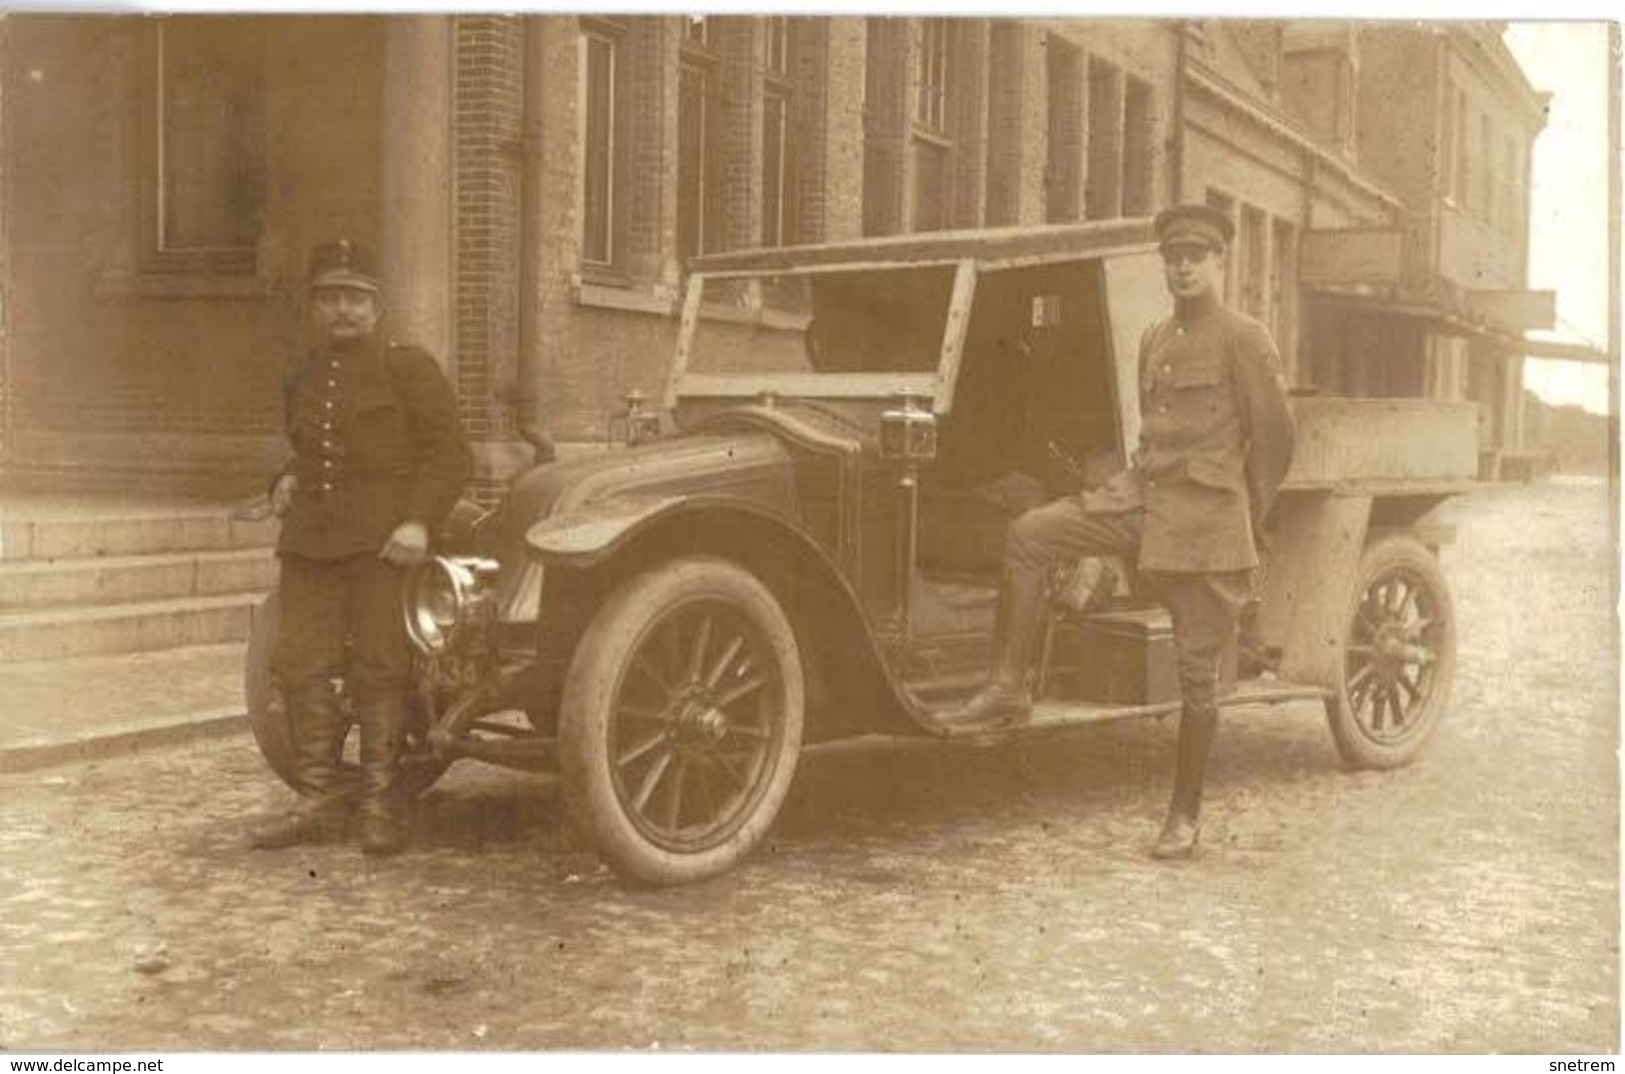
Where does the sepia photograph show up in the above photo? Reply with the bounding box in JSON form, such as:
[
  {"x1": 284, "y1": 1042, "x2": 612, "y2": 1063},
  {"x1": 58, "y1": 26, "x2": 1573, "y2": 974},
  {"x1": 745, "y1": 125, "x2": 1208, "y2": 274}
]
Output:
[{"x1": 0, "y1": 4, "x2": 1616, "y2": 1058}]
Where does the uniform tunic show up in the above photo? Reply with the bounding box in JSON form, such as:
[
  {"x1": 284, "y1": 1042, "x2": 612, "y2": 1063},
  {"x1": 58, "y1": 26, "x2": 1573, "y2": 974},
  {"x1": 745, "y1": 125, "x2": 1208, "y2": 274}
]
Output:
[
  {"x1": 278, "y1": 336, "x2": 471, "y2": 560},
  {"x1": 1081, "y1": 296, "x2": 1296, "y2": 572}
]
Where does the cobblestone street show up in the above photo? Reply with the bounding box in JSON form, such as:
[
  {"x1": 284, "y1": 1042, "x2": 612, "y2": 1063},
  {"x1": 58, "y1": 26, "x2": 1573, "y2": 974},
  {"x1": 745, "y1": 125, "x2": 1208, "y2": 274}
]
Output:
[{"x1": 0, "y1": 479, "x2": 1615, "y2": 1053}]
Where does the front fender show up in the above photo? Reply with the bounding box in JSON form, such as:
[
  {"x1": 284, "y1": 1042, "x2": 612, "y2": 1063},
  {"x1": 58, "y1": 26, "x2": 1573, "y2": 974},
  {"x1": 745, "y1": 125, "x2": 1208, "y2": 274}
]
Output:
[
  {"x1": 525, "y1": 492, "x2": 686, "y2": 566},
  {"x1": 525, "y1": 492, "x2": 748, "y2": 567}
]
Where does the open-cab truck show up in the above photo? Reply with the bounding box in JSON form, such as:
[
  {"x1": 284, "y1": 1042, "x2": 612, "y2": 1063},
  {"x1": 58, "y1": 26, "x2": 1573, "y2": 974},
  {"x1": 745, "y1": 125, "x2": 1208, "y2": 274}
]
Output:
[{"x1": 247, "y1": 220, "x2": 1471, "y2": 885}]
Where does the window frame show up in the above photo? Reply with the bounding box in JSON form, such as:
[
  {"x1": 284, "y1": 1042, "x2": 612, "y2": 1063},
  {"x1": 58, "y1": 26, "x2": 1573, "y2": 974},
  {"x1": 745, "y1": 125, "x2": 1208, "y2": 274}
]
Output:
[
  {"x1": 137, "y1": 17, "x2": 265, "y2": 278},
  {"x1": 1085, "y1": 56, "x2": 1125, "y2": 221},
  {"x1": 909, "y1": 17, "x2": 959, "y2": 232},
  {"x1": 677, "y1": 18, "x2": 726, "y2": 264},
  {"x1": 1121, "y1": 73, "x2": 1155, "y2": 218},
  {"x1": 914, "y1": 17, "x2": 954, "y2": 137},
  {"x1": 1238, "y1": 202, "x2": 1268, "y2": 321},
  {"x1": 578, "y1": 17, "x2": 628, "y2": 276},
  {"x1": 1204, "y1": 187, "x2": 1239, "y2": 306},
  {"x1": 1452, "y1": 90, "x2": 1470, "y2": 206},
  {"x1": 761, "y1": 17, "x2": 799, "y2": 247}
]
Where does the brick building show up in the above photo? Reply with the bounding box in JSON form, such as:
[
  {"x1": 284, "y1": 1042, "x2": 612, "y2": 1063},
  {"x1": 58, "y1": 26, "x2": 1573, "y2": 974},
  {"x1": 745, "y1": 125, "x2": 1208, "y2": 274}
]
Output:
[{"x1": 0, "y1": 16, "x2": 1561, "y2": 498}]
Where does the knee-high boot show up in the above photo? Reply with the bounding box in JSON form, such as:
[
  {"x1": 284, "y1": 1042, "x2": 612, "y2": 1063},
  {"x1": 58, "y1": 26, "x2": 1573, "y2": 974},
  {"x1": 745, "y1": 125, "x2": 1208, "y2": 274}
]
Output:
[
  {"x1": 356, "y1": 695, "x2": 408, "y2": 856},
  {"x1": 940, "y1": 568, "x2": 1048, "y2": 727},
  {"x1": 251, "y1": 680, "x2": 349, "y2": 849},
  {"x1": 1152, "y1": 702, "x2": 1218, "y2": 859}
]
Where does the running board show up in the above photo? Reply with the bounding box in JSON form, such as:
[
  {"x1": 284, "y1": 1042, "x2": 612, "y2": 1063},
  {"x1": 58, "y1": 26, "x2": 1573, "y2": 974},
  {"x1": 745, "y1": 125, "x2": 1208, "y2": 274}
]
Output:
[{"x1": 932, "y1": 680, "x2": 1333, "y2": 740}]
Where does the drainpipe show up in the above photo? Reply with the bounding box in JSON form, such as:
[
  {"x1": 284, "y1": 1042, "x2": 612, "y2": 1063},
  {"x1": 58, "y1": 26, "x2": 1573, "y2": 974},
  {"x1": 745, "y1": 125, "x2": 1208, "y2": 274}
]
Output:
[{"x1": 516, "y1": 15, "x2": 554, "y2": 462}]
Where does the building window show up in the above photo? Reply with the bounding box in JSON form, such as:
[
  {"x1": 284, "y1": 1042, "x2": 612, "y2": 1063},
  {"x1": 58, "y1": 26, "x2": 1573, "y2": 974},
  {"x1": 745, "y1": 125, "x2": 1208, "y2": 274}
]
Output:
[
  {"x1": 1271, "y1": 218, "x2": 1299, "y2": 380},
  {"x1": 915, "y1": 18, "x2": 953, "y2": 135},
  {"x1": 1477, "y1": 113, "x2": 1493, "y2": 218},
  {"x1": 1122, "y1": 74, "x2": 1155, "y2": 217},
  {"x1": 1239, "y1": 203, "x2": 1268, "y2": 320},
  {"x1": 579, "y1": 20, "x2": 624, "y2": 270},
  {"x1": 1204, "y1": 188, "x2": 1238, "y2": 305},
  {"x1": 1453, "y1": 91, "x2": 1470, "y2": 205},
  {"x1": 141, "y1": 17, "x2": 264, "y2": 274},
  {"x1": 1045, "y1": 34, "x2": 1083, "y2": 223},
  {"x1": 678, "y1": 19, "x2": 724, "y2": 262},
  {"x1": 1503, "y1": 138, "x2": 1523, "y2": 238},
  {"x1": 910, "y1": 18, "x2": 958, "y2": 232},
  {"x1": 1334, "y1": 52, "x2": 1356, "y2": 151},
  {"x1": 1085, "y1": 58, "x2": 1123, "y2": 219},
  {"x1": 762, "y1": 17, "x2": 799, "y2": 247},
  {"x1": 1440, "y1": 79, "x2": 1458, "y2": 202}
]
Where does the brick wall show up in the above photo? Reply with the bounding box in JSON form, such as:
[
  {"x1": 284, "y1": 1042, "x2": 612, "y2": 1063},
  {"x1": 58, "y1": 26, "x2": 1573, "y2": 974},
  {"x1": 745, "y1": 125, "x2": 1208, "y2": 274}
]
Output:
[
  {"x1": 948, "y1": 21, "x2": 989, "y2": 230},
  {"x1": 819, "y1": 19, "x2": 867, "y2": 241},
  {"x1": 626, "y1": 20, "x2": 670, "y2": 281},
  {"x1": 717, "y1": 18, "x2": 760, "y2": 251},
  {"x1": 862, "y1": 18, "x2": 908, "y2": 236},
  {"x1": 454, "y1": 15, "x2": 523, "y2": 445}
]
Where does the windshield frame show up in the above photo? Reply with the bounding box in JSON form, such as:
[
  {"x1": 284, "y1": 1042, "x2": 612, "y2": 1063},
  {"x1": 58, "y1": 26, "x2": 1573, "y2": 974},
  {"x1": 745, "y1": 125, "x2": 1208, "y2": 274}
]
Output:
[{"x1": 666, "y1": 259, "x2": 978, "y2": 416}]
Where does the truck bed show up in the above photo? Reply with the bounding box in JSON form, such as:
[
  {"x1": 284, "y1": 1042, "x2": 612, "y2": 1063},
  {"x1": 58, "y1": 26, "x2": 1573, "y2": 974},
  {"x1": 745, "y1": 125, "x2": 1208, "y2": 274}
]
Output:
[{"x1": 1279, "y1": 397, "x2": 1479, "y2": 491}]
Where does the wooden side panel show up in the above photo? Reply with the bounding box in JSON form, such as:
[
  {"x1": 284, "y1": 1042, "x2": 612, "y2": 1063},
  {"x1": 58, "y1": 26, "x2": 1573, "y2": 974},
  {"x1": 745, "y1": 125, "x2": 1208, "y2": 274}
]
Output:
[
  {"x1": 1260, "y1": 492, "x2": 1371, "y2": 689},
  {"x1": 1283, "y1": 398, "x2": 1479, "y2": 487}
]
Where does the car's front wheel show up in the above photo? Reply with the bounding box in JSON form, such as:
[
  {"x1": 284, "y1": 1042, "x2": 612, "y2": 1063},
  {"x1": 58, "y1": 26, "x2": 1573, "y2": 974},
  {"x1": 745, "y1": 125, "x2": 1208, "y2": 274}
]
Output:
[{"x1": 559, "y1": 556, "x2": 805, "y2": 885}]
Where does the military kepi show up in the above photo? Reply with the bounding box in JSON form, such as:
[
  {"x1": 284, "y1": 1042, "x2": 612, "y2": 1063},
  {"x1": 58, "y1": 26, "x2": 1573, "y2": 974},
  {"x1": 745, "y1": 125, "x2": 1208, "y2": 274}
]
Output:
[
  {"x1": 308, "y1": 238, "x2": 380, "y2": 293},
  {"x1": 1153, "y1": 203, "x2": 1235, "y2": 251}
]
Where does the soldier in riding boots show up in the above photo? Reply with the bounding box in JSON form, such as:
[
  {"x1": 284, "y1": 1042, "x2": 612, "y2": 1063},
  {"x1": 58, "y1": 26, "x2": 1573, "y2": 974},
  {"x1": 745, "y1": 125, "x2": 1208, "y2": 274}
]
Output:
[
  {"x1": 944, "y1": 204, "x2": 1297, "y2": 860},
  {"x1": 251, "y1": 239, "x2": 472, "y2": 856}
]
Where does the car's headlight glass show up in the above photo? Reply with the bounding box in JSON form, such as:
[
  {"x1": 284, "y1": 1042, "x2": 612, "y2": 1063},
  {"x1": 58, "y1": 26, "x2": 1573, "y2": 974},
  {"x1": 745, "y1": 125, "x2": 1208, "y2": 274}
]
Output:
[{"x1": 403, "y1": 557, "x2": 500, "y2": 654}]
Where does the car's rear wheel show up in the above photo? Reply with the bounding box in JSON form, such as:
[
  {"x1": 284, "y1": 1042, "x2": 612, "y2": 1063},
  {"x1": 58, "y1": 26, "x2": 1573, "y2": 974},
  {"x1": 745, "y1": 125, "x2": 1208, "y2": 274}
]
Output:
[
  {"x1": 244, "y1": 590, "x2": 450, "y2": 796},
  {"x1": 1325, "y1": 534, "x2": 1457, "y2": 769},
  {"x1": 559, "y1": 556, "x2": 805, "y2": 885}
]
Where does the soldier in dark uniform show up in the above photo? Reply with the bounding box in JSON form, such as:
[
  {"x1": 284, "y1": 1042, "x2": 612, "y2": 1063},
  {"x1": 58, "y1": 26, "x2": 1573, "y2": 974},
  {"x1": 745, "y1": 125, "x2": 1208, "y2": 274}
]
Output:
[
  {"x1": 251, "y1": 239, "x2": 472, "y2": 856},
  {"x1": 945, "y1": 204, "x2": 1296, "y2": 859}
]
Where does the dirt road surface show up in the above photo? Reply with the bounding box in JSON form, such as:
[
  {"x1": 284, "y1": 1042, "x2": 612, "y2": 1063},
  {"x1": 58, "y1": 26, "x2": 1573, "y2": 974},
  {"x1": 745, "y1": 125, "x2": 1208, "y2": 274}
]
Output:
[{"x1": 0, "y1": 478, "x2": 1615, "y2": 1052}]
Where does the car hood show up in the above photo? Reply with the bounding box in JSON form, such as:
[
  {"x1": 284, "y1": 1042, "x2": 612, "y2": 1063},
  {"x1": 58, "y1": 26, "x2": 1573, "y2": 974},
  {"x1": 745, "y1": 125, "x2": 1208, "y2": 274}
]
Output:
[{"x1": 493, "y1": 431, "x2": 798, "y2": 568}]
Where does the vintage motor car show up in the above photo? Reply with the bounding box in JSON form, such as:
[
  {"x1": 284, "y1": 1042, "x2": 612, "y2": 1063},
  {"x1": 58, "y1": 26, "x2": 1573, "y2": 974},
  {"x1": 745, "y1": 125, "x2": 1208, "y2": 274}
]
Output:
[{"x1": 246, "y1": 220, "x2": 1474, "y2": 885}]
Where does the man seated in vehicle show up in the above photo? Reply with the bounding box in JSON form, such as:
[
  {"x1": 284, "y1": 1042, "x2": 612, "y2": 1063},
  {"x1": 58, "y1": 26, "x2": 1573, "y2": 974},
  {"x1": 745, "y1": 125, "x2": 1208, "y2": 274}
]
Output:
[{"x1": 941, "y1": 203, "x2": 1296, "y2": 861}]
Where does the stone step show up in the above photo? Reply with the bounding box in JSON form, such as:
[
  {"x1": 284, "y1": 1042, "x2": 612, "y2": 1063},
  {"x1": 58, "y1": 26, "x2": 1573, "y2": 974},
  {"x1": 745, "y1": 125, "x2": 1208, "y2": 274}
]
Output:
[
  {"x1": 0, "y1": 593, "x2": 268, "y2": 662},
  {"x1": 0, "y1": 548, "x2": 277, "y2": 611},
  {"x1": 0, "y1": 508, "x2": 279, "y2": 562}
]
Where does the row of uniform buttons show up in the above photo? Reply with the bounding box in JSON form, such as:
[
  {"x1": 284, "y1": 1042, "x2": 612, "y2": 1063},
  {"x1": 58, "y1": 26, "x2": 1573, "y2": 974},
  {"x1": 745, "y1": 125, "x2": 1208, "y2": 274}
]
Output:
[
  {"x1": 1144, "y1": 342, "x2": 1180, "y2": 490},
  {"x1": 315, "y1": 356, "x2": 343, "y2": 494},
  {"x1": 1150, "y1": 360, "x2": 1175, "y2": 417}
]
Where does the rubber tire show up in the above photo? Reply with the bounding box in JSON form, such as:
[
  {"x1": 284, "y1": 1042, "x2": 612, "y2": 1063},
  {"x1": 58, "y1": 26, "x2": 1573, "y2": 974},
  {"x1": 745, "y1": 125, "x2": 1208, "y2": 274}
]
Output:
[
  {"x1": 1325, "y1": 534, "x2": 1457, "y2": 770},
  {"x1": 244, "y1": 589, "x2": 449, "y2": 796},
  {"x1": 559, "y1": 556, "x2": 805, "y2": 886}
]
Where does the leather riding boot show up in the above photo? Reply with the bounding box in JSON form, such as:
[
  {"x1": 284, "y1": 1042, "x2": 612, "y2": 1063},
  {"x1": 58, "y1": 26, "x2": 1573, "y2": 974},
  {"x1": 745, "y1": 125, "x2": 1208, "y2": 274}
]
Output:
[
  {"x1": 251, "y1": 681, "x2": 349, "y2": 849},
  {"x1": 357, "y1": 696, "x2": 408, "y2": 856},
  {"x1": 941, "y1": 568, "x2": 1048, "y2": 727},
  {"x1": 1151, "y1": 703, "x2": 1218, "y2": 860}
]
